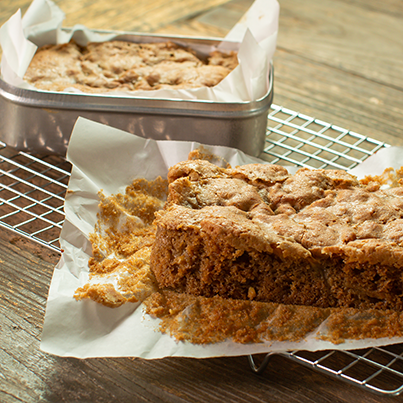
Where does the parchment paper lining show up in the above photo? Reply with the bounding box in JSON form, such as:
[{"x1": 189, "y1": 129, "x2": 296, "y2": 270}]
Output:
[
  {"x1": 0, "y1": 0, "x2": 279, "y2": 102},
  {"x1": 40, "y1": 117, "x2": 403, "y2": 358}
]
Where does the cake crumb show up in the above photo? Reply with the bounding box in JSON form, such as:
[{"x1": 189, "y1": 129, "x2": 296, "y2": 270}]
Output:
[{"x1": 75, "y1": 158, "x2": 403, "y2": 346}]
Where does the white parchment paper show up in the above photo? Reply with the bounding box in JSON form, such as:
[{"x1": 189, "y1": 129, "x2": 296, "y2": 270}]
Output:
[
  {"x1": 0, "y1": 0, "x2": 279, "y2": 102},
  {"x1": 40, "y1": 119, "x2": 403, "y2": 358}
]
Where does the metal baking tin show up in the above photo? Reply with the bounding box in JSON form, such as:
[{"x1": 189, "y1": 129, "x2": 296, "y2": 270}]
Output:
[{"x1": 0, "y1": 33, "x2": 273, "y2": 157}]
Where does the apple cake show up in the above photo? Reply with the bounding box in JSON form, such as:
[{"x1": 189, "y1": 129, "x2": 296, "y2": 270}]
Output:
[
  {"x1": 23, "y1": 40, "x2": 238, "y2": 93},
  {"x1": 150, "y1": 159, "x2": 403, "y2": 311}
]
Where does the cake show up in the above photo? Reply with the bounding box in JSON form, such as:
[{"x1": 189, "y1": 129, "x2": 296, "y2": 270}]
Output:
[
  {"x1": 23, "y1": 40, "x2": 238, "y2": 93},
  {"x1": 150, "y1": 159, "x2": 403, "y2": 311}
]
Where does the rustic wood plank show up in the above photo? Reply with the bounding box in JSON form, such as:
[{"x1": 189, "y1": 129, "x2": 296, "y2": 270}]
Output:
[
  {"x1": 55, "y1": 0, "x2": 236, "y2": 32},
  {"x1": 337, "y1": 0, "x2": 403, "y2": 19},
  {"x1": 0, "y1": 0, "x2": 236, "y2": 34},
  {"x1": 277, "y1": 0, "x2": 403, "y2": 89},
  {"x1": 272, "y1": 49, "x2": 403, "y2": 147},
  {"x1": 0, "y1": 0, "x2": 31, "y2": 25},
  {"x1": 155, "y1": 0, "x2": 252, "y2": 37},
  {"x1": 155, "y1": 19, "x2": 228, "y2": 38}
]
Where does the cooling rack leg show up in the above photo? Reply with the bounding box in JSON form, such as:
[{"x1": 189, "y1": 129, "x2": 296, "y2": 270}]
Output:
[{"x1": 248, "y1": 353, "x2": 278, "y2": 374}]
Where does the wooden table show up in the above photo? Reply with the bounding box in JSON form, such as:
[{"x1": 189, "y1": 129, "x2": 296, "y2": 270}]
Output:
[{"x1": 1, "y1": 0, "x2": 403, "y2": 402}]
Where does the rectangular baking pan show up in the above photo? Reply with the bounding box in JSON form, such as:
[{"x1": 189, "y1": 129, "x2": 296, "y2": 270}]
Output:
[{"x1": 0, "y1": 32, "x2": 273, "y2": 157}]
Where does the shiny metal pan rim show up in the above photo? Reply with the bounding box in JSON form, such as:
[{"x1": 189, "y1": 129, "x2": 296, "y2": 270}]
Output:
[{"x1": 0, "y1": 64, "x2": 273, "y2": 118}]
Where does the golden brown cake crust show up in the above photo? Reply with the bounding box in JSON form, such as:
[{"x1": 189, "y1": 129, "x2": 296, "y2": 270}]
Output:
[
  {"x1": 24, "y1": 40, "x2": 238, "y2": 93},
  {"x1": 151, "y1": 160, "x2": 403, "y2": 310}
]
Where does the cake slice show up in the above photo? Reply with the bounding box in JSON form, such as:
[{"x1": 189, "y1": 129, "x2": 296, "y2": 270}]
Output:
[{"x1": 150, "y1": 159, "x2": 403, "y2": 310}]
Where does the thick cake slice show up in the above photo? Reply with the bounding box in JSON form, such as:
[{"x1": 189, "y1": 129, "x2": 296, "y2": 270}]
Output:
[{"x1": 150, "y1": 159, "x2": 403, "y2": 310}]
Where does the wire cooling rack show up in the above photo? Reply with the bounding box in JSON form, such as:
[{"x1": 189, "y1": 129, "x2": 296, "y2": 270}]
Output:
[{"x1": 0, "y1": 104, "x2": 401, "y2": 397}]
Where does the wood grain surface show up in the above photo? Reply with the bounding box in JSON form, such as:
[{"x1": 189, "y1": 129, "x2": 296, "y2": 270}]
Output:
[{"x1": 1, "y1": 0, "x2": 403, "y2": 402}]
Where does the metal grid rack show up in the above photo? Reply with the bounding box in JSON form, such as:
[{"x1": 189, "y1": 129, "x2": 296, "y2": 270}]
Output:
[
  {"x1": 0, "y1": 104, "x2": 401, "y2": 397},
  {"x1": 0, "y1": 150, "x2": 70, "y2": 252}
]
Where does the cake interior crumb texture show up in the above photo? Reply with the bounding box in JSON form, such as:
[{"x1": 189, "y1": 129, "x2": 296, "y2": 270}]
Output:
[
  {"x1": 24, "y1": 40, "x2": 238, "y2": 93},
  {"x1": 151, "y1": 159, "x2": 403, "y2": 311}
]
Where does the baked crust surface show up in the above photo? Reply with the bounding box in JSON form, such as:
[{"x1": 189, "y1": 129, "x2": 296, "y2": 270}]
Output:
[
  {"x1": 151, "y1": 160, "x2": 403, "y2": 310},
  {"x1": 24, "y1": 41, "x2": 238, "y2": 93}
]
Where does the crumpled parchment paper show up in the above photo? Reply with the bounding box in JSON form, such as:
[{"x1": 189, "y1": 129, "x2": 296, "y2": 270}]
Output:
[{"x1": 40, "y1": 118, "x2": 403, "y2": 358}]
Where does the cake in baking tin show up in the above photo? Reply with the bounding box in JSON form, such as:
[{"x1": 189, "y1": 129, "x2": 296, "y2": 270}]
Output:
[{"x1": 24, "y1": 40, "x2": 238, "y2": 93}]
